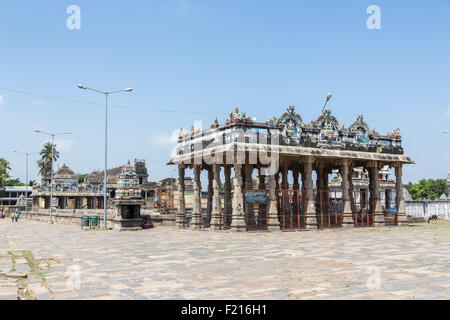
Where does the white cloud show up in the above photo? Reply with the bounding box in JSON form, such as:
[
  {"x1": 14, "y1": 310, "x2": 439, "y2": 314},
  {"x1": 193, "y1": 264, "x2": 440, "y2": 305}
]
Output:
[
  {"x1": 148, "y1": 130, "x2": 179, "y2": 147},
  {"x1": 55, "y1": 139, "x2": 76, "y2": 152},
  {"x1": 444, "y1": 106, "x2": 450, "y2": 119},
  {"x1": 41, "y1": 138, "x2": 76, "y2": 153}
]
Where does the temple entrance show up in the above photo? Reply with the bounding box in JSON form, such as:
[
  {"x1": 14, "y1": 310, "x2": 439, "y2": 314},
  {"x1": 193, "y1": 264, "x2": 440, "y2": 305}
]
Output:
[
  {"x1": 121, "y1": 205, "x2": 140, "y2": 219},
  {"x1": 353, "y1": 190, "x2": 373, "y2": 226},
  {"x1": 279, "y1": 190, "x2": 306, "y2": 230},
  {"x1": 244, "y1": 189, "x2": 268, "y2": 231},
  {"x1": 314, "y1": 190, "x2": 342, "y2": 228}
]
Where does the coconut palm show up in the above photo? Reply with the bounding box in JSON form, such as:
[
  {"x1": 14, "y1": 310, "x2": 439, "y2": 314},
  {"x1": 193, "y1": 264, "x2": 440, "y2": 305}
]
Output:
[
  {"x1": 0, "y1": 158, "x2": 11, "y2": 190},
  {"x1": 37, "y1": 142, "x2": 59, "y2": 177}
]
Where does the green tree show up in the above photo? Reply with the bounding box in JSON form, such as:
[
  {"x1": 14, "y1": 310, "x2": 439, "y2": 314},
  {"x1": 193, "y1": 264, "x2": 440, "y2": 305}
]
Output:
[
  {"x1": 77, "y1": 173, "x2": 88, "y2": 184},
  {"x1": 405, "y1": 178, "x2": 448, "y2": 200},
  {"x1": 28, "y1": 180, "x2": 36, "y2": 186},
  {"x1": 5, "y1": 178, "x2": 24, "y2": 186},
  {"x1": 37, "y1": 142, "x2": 59, "y2": 177},
  {"x1": 0, "y1": 158, "x2": 11, "y2": 192}
]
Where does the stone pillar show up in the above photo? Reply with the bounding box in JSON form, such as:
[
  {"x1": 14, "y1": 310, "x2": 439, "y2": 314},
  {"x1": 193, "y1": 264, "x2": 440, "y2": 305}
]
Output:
[
  {"x1": 244, "y1": 165, "x2": 255, "y2": 228},
  {"x1": 258, "y1": 168, "x2": 266, "y2": 227},
  {"x1": 192, "y1": 165, "x2": 202, "y2": 230},
  {"x1": 275, "y1": 172, "x2": 280, "y2": 217},
  {"x1": 340, "y1": 160, "x2": 354, "y2": 227},
  {"x1": 210, "y1": 164, "x2": 222, "y2": 230},
  {"x1": 395, "y1": 164, "x2": 408, "y2": 226},
  {"x1": 176, "y1": 165, "x2": 186, "y2": 228},
  {"x1": 279, "y1": 166, "x2": 288, "y2": 227},
  {"x1": 315, "y1": 162, "x2": 324, "y2": 227},
  {"x1": 206, "y1": 168, "x2": 213, "y2": 226},
  {"x1": 304, "y1": 157, "x2": 317, "y2": 229},
  {"x1": 224, "y1": 165, "x2": 232, "y2": 227},
  {"x1": 300, "y1": 165, "x2": 306, "y2": 226},
  {"x1": 292, "y1": 168, "x2": 299, "y2": 221},
  {"x1": 267, "y1": 172, "x2": 281, "y2": 231},
  {"x1": 231, "y1": 164, "x2": 246, "y2": 232},
  {"x1": 322, "y1": 166, "x2": 330, "y2": 225},
  {"x1": 348, "y1": 163, "x2": 356, "y2": 218},
  {"x1": 368, "y1": 161, "x2": 384, "y2": 226}
]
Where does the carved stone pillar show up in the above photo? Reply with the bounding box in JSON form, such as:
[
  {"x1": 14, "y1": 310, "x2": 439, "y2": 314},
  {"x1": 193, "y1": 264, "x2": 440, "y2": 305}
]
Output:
[
  {"x1": 340, "y1": 160, "x2": 354, "y2": 227},
  {"x1": 224, "y1": 165, "x2": 232, "y2": 227},
  {"x1": 368, "y1": 161, "x2": 384, "y2": 226},
  {"x1": 304, "y1": 157, "x2": 317, "y2": 229},
  {"x1": 275, "y1": 172, "x2": 280, "y2": 216},
  {"x1": 267, "y1": 172, "x2": 281, "y2": 231},
  {"x1": 176, "y1": 164, "x2": 186, "y2": 228},
  {"x1": 315, "y1": 162, "x2": 324, "y2": 227},
  {"x1": 258, "y1": 168, "x2": 266, "y2": 227},
  {"x1": 192, "y1": 165, "x2": 202, "y2": 230},
  {"x1": 231, "y1": 164, "x2": 246, "y2": 232},
  {"x1": 300, "y1": 165, "x2": 306, "y2": 227},
  {"x1": 244, "y1": 164, "x2": 255, "y2": 228},
  {"x1": 206, "y1": 168, "x2": 213, "y2": 226},
  {"x1": 292, "y1": 168, "x2": 299, "y2": 221},
  {"x1": 348, "y1": 163, "x2": 356, "y2": 220},
  {"x1": 395, "y1": 164, "x2": 408, "y2": 226},
  {"x1": 280, "y1": 166, "x2": 289, "y2": 226},
  {"x1": 322, "y1": 166, "x2": 330, "y2": 224},
  {"x1": 210, "y1": 164, "x2": 222, "y2": 230}
]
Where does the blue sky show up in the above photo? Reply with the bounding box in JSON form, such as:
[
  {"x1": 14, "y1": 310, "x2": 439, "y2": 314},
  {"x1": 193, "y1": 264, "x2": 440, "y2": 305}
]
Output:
[{"x1": 1, "y1": 0, "x2": 449, "y2": 184}]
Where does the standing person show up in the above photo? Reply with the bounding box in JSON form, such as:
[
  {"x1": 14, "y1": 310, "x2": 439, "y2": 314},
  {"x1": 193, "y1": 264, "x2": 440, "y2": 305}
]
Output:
[
  {"x1": 11, "y1": 211, "x2": 14, "y2": 222},
  {"x1": 14, "y1": 210, "x2": 18, "y2": 222}
]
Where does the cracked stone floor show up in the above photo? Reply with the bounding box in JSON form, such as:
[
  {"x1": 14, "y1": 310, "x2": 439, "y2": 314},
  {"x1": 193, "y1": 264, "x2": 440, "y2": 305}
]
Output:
[{"x1": 1, "y1": 220, "x2": 450, "y2": 300}]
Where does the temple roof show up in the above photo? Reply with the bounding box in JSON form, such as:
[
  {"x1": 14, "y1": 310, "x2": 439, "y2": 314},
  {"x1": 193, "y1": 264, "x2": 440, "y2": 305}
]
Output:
[
  {"x1": 170, "y1": 105, "x2": 414, "y2": 166},
  {"x1": 53, "y1": 164, "x2": 77, "y2": 180},
  {"x1": 84, "y1": 166, "x2": 125, "y2": 184}
]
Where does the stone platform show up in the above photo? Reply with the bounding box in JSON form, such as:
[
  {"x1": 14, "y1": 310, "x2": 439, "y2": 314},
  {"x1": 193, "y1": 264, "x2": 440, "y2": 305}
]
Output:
[{"x1": 1, "y1": 220, "x2": 450, "y2": 299}]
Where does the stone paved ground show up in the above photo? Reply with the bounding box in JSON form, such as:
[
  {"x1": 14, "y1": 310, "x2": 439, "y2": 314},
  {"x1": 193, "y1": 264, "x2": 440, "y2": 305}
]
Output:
[{"x1": 1, "y1": 220, "x2": 450, "y2": 300}]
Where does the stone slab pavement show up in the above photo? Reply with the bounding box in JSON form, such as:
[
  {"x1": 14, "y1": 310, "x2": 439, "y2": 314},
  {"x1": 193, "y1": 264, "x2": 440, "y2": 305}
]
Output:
[{"x1": 1, "y1": 220, "x2": 450, "y2": 299}]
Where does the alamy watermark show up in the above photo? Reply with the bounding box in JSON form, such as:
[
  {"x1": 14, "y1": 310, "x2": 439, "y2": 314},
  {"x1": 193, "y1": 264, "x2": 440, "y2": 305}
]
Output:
[
  {"x1": 366, "y1": 5, "x2": 381, "y2": 30},
  {"x1": 171, "y1": 120, "x2": 280, "y2": 175},
  {"x1": 66, "y1": 5, "x2": 81, "y2": 30},
  {"x1": 366, "y1": 266, "x2": 382, "y2": 289},
  {"x1": 66, "y1": 265, "x2": 81, "y2": 290}
]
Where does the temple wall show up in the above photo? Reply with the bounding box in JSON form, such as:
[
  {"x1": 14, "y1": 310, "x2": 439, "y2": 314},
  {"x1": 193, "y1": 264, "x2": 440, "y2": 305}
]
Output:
[
  {"x1": 27, "y1": 208, "x2": 178, "y2": 228},
  {"x1": 28, "y1": 209, "x2": 116, "y2": 228},
  {"x1": 406, "y1": 200, "x2": 450, "y2": 220}
]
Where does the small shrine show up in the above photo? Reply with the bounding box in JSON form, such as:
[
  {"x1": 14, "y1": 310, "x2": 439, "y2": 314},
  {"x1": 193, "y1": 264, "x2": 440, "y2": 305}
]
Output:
[{"x1": 113, "y1": 161, "x2": 144, "y2": 231}]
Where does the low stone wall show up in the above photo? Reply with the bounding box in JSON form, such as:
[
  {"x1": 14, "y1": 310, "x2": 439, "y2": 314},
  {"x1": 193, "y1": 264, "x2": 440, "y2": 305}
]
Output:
[
  {"x1": 28, "y1": 209, "x2": 116, "y2": 229},
  {"x1": 27, "y1": 208, "x2": 179, "y2": 229},
  {"x1": 147, "y1": 213, "x2": 176, "y2": 226},
  {"x1": 406, "y1": 200, "x2": 450, "y2": 220}
]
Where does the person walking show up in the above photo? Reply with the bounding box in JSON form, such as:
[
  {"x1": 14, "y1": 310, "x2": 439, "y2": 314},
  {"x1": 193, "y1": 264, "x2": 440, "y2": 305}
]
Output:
[
  {"x1": 11, "y1": 212, "x2": 14, "y2": 222},
  {"x1": 14, "y1": 211, "x2": 18, "y2": 222}
]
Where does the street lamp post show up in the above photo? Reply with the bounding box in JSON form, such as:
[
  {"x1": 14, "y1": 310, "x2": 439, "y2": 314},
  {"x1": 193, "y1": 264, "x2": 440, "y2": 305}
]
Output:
[
  {"x1": 321, "y1": 93, "x2": 332, "y2": 113},
  {"x1": 13, "y1": 150, "x2": 38, "y2": 219},
  {"x1": 34, "y1": 130, "x2": 71, "y2": 223},
  {"x1": 78, "y1": 84, "x2": 133, "y2": 230}
]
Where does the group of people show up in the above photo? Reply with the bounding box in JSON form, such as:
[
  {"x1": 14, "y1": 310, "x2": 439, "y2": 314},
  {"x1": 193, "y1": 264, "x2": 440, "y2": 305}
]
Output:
[{"x1": 0, "y1": 210, "x2": 19, "y2": 222}]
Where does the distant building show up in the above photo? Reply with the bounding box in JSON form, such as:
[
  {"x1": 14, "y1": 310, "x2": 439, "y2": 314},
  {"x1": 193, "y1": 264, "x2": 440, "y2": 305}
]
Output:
[
  {"x1": 447, "y1": 171, "x2": 450, "y2": 191},
  {"x1": 31, "y1": 159, "x2": 151, "y2": 211},
  {"x1": 0, "y1": 186, "x2": 32, "y2": 206}
]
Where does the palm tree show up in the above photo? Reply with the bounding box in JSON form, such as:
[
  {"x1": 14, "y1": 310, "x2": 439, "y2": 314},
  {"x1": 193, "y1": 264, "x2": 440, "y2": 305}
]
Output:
[
  {"x1": 0, "y1": 158, "x2": 11, "y2": 190},
  {"x1": 37, "y1": 142, "x2": 59, "y2": 178}
]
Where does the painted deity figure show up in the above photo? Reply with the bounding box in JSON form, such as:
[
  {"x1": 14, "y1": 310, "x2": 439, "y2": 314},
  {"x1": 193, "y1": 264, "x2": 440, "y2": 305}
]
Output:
[{"x1": 350, "y1": 114, "x2": 371, "y2": 144}]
